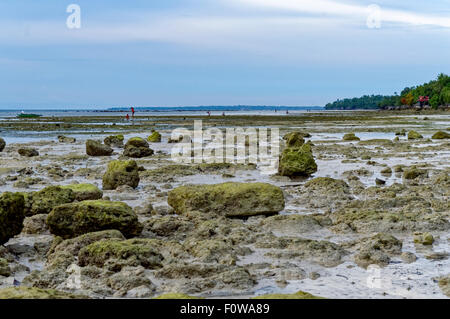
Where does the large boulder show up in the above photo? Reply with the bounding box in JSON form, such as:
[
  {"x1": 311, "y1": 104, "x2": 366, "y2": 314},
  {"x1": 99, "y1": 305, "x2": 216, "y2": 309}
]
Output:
[
  {"x1": 102, "y1": 160, "x2": 140, "y2": 190},
  {"x1": 407, "y1": 130, "x2": 423, "y2": 140},
  {"x1": 278, "y1": 143, "x2": 317, "y2": 177},
  {"x1": 282, "y1": 132, "x2": 305, "y2": 148},
  {"x1": 123, "y1": 137, "x2": 154, "y2": 158},
  {"x1": 0, "y1": 192, "x2": 25, "y2": 244},
  {"x1": 0, "y1": 138, "x2": 5, "y2": 152},
  {"x1": 104, "y1": 135, "x2": 125, "y2": 148},
  {"x1": 85, "y1": 140, "x2": 113, "y2": 156},
  {"x1": 168, "y1": 182, "x2": 285, "y2": 217},
  {"x1": 46, "y1": 200, "x2": 143, "y2": 239},
  {"x1": 30, "y1": 186, "x2": 75, "y2": 215},
  {"x1": 432, "y1": 131, "x2": 450, "y2": 139},
  {"x1": 78, "y1": 238, "x2": 163, "y2": 270},
  {"x1": 61, "y1": 184, "x2": 103, "y2": 201},
  {"x1": 147, "y1": 131, "x2": 162, "y2": 143},
  {"x1": 18, "y1": 148, "x2": 39, "y2": 157}
]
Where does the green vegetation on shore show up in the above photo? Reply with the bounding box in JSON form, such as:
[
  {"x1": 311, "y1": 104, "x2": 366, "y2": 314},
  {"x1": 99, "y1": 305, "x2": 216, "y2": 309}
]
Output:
[{"x1": 325, "y1": 73, "x2": 450, "y2": 110}]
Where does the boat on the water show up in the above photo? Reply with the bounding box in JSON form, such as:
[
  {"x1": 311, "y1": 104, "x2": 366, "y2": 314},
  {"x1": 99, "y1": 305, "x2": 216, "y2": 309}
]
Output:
[{"x1": 17, "y1": 112, "x2": 42, "y2": 118}]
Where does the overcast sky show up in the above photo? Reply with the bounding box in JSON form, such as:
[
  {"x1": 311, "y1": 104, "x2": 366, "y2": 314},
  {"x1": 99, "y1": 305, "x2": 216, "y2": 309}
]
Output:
[{"x1": 0, "y1": 0, "x2": 449, "y2": 109}]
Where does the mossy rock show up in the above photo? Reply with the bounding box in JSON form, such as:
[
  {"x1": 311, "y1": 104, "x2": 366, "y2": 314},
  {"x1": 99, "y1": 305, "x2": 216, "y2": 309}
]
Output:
[
  {"x1": 438, "y1": 275, "x2": 450, "y2": 297},
  {"x1": 431, "y1": 131, "x2": 450, "y2": 139},
  {"x1": 304, "y1": 177, "x2": 349, "y2": 192},
  {"x1": 0, "y1": 192, "x2": 26, "y2": 244},
  {"x1": 85, "y1": 139, "x2": 113, "y2": 156},
  {"x1": 395, "y1": 129, "x2": 407, "y2": 136},
  {"x1": 0, "y1": 258, "x2": 11, "y2": 276},
  {"x1": 380, "y1": 167, "x2": 392, "y2": 175},
  {"x1": 46, "y1": 200, "x2": 142, "y2": 239},
  {"x1": 18, "y1": 148, "x2": 39, "y2": 157},
  {"x1": 61, "y1": 184, "x2": 103, "y2": 201},
  {"x1": 30, "y1": 186, "x2": 75, "y2": 216},
  {"x1": 283, "y1": 132, "x2": 305, "y2": 147},
  {"x1": 168, "y1": 182, "x2": 285, "y2": 217},
  {"x1": 78, "y1": 238, "x2": 163, "y2": 270},
  {"x1": 102, "y1": 160, "x2": 140, "y2": 190},
  {"x1": 403, "y1": 167, "x2": 427, "y2": 180},
  {"x1": 343, "y1": 133, "x2": 360, "y2": 141},
  {"x1": 413, "y1": 232, "x2": 434, "y2": 245},
  {"x1": 0, "y1": 138, "x2": 5, "y2": 152},
  {"x1": 407, "y1": 130, "x2": 423, "y2": 140},
  {"x1": 154, "y1": 293, "x2": 202, "y2": 299},
  {"x1": 123, "y1": 137, "x2": 154, "y2": 158},
  {"x1": 253, "y1": 290, "x2": 323, "y2": 299},
  {"x1": 278, "y1": 144, "x2": 317, "y2": 177},
  {"x1": 147, "y1": 131, "x2": 162, "y2": 143},
  {"x1": 104, "y1": 135, "x2": 125, "y2": 147},
  {"x1": 0, "y1": 287, "x2": 87, "y2": 299}
]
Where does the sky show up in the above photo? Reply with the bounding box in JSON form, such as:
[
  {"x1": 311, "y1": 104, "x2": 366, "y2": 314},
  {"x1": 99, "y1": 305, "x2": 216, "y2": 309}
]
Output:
[{"x1": 0, "y1": 0, "x2": 449, "y2": 109}]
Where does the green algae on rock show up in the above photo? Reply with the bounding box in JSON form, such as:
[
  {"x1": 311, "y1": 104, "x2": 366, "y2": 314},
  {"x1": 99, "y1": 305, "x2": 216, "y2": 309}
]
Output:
[
  {"x1": 438, "y1": 275, "x2": 450, "y2": 297},
  {"x1": 0, "y1": 192, "x2": 25, "y2": 244},
  {"x1": 278, "y1": 143, "x2": 317, "y2": 177},
  {"x1": 78, "y1": 238, "x2": 163, "y2": 271},
  {"x1": 354, "y1": 233, "x2": 402, "y2": 268},
  {"x1": 30, "y1": 186, "x2": 75, "y2": 216},
  {"x1": 104, "y1": 135, "x2": 124, "y2": 147},
  {"x1": 61, "y1": 183, "x2": 103, "y2": 201},
  {"x1": 46, "y1": 200, "x2": 142, "y2": 239},
  {"x1": 0, "y1": 257, "x2": 11, "y2": 276},
  {"x1": 253, "y1": 290, "x2": 323, "y2": 299},
  {"x1": 123, "y1": 137, "x2": 154, "y2": 158},
  {"x1": 0, "y1": 287, "x2": 87, "y2": 299},
  {"x1": 147, "y1": 130, "x2": 162, "y2": 143},
  {"x1": 342, "y1": 133, "x2": 360, "y2": 141},
  {"x1": 413, "y1": 232, "x2": 434, "y2": 245},
  {"x1": 86, "y1": 139, "x2": 113, "y2": 156},
  {"x1": 407, "y1": 130, "x2": 423, "y2": 140},
  {"x1": 403, "y1": 167, "x2": 428, "y2": 180},
  {"x1": 18, "y1": 148, "x2": 39, "y2": 157},
  {"x1": 168, "y1": 182, "x2": 285, "y2": 217},
  {"x1": 283, "y1": 132, "x2": 305, "y2": 147},
  {"x1": 431, "y1": 131, "x2": 450, "y2": 139},
  {"x1": 102, "y1": 160, "x2": 140, "y2": 190}
]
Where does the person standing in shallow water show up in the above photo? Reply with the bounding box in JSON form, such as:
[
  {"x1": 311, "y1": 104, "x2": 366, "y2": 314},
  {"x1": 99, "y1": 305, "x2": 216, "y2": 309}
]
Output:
[
  {"x1": 126, "y1": 114, "x2": 130, "y2": 121},
  {"x1": 131, "y1": 107, "x2": 135, "y2": 117}
]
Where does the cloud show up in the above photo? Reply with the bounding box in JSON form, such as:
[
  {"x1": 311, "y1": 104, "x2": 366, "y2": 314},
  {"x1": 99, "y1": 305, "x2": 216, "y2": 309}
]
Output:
[{"x1": 232, "y1": 0, "x2": 450, "y2": 28}]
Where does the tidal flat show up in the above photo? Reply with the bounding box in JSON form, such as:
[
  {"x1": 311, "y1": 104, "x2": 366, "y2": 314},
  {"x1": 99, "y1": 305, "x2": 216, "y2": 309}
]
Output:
[{"x1": 0, "y1": 110, "x2": 449, "y2": 299}]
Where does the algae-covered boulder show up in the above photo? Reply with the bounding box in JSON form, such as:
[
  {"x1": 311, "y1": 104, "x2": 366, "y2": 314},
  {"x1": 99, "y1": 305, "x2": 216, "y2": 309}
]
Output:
[
  {"x1": 78, "y1": 238, "x2": 163, "y2": 270},
  {"x1": 403, "y1": 167, "x2": 428, "y2": 180},
  {"x1": 46, "y1": 200, "x2": 143, "y2": 239},
  {"x1": 61, "y1": 184, "x2": 103, "y2": 201},
  {"x1": 168, "y1": 182, "x2": 285, "y2": 217},
  {"x1": 283, "y1": 132, "x2": 305, "y2": 148},
  {"x1": 104, "y1": 135, "x2": 125, "y2": 147},
  {"x1": 413, "y1": 232, "x2": 434, "y2": 245},
  {"x1": 85, "y1": 139, "x2": 113, "y2": 156},
  {"x1": 18, "y1": 148, "x2": 39, "y2": 157},
  {"x1": 58, "y1": 135, "x2": 76, "y2": 143},
  {"x1": 278, "y1": 143, "x2": 317, "y2": 177},
  {"x1": 407, "y1": 130, "x2": 423, "y2": 140},
  {"x1": 0, "y1": 258, "x2": 10, "y2": 276},
  {"x1": 0, "y1": 287, "x2": 87, "y2": 299},
  {"x1": 123, "y1": 137, "x2": 154, "y2": 158},
  {"x1": 0, "y1": 192, "x2": 26, "y2": 244},
  {"x1": 30, "y1": 186, "x2": 75, "y2": 215},
  {"x1": 354, "y1": 233, "x2": 402, "y2": 268},
  {"x1": 102, "y1": 160, "x2": 140, "y2": 190},
  {"x1": 147, "y1": 131, "x2": 162, "y2": 143},
  {"x1": 343, "y1": 133, "x2": 360, "y2": 141},
  {"x1": 432, "y1": 131, "x2": 450, "y2": 139},
  {"x1": 0, "y1": 138, "x2": 5, "y2": 152},
  {"x1": 253, "y1": 290, "x2": 323, "y2": 299}
]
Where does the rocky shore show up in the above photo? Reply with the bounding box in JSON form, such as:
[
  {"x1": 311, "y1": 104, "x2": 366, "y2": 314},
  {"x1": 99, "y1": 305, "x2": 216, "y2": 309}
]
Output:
[{"x1": 0, "y1": 110, "x2": 449, "y2": 299}]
